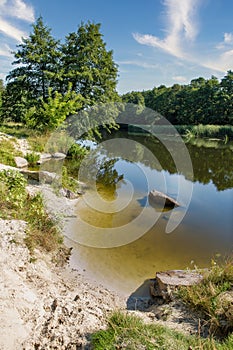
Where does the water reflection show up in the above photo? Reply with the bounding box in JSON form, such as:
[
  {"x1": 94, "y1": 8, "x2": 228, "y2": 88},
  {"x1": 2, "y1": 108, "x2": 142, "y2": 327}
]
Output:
[{"x1": 65, "y1": 132, "x2": 233, "y2": 295}]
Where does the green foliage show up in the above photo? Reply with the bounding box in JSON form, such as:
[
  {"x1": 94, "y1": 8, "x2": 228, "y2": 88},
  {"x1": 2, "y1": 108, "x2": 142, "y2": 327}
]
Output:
[
  {"x1": 8, "y1": 16, "x2": 60, "y2": 101},
  {"x1": 0, "y1": 169, "x2": 63, "y2": 252},
  {"x1": 178, "y1": 260, "x2": 233, "y2": 336},
  {"x1": 25, "y1": 152, "x2": 40, "y2": 166},
  {"x1": 24, "y1": 192, "x2": 63, "y2": 252},
  {"x1": 183, "y1": 125, "x2": 233, "y2": 141},
  {"x1": 91, "y1": 311, "x2": 233, "y2": 349},
  {"x1": 3, "y1": 17, "x2": 120, "y2": 130},
  {"x1": 25, "y1": 86, "x2": 84, "y2": 130},
  {"x1": 66, "y1": 143, "x2": 88, "y2": 160},
  {"x1": 61, "y1": 21, "x2": 119, "y2": 106},
  {"x1": 0, "y1": 138, "x2": 22, "y2": 166},
  {"x1": 0, "y1": 169, "x2": 27, "y2": 210},
  {"x1": 61, "y1": 166, "x2": 79, "y2": 193},
  {"x1": 123, "y1": 72, "x2": 233, "y2": 126}
]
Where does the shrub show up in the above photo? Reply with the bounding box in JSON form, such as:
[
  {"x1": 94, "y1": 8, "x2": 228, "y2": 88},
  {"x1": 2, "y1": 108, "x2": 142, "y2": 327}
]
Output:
[
  {"x1": 25, "y1": 152, "x2": 40, "y2": 166},
  {"x1": 0, "y1": 169, "x2": 27, "y2": 210},
  {"x1": 178, "y1": 259, "x2": 233, "y2": 336}
]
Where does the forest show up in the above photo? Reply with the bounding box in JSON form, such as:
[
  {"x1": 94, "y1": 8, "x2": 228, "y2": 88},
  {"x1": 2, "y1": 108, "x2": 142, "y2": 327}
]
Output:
[
  {"x1": 0, "y1": 16, "x2": 232, "y2": 131},
  {"x1": 122, "y1": 73, "x2": 233, "y2": 125}
]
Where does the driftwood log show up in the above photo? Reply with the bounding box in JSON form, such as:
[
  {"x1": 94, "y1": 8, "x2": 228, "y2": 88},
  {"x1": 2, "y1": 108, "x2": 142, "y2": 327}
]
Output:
[{"x1": 149, "y1": 189, "x2": 180, "y2": 208}]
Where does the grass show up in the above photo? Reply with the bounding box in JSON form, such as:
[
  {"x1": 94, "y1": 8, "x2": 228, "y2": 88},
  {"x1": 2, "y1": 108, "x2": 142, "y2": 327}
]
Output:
[
  {"x1": 0, "y1": 138, "x2": 23, "y2": 166},
  {"x1": 183, "y1": 125, "x2": 233, "y2": 141},
  {"x1": 0, "y1": 169, "x2": 63, "y2": 252},
  {"x1": 25, "y1": 152, "x2": 40, "y2": 166},
  {"x1": 178, "y1": 260, "x2": 233, "y2": 337},
  {"x1": 91, "y1": 311, "x2": 233, "y2": 350},
  {"x1": 0, "y1": 121, "x2": 50, "y2": 153}
]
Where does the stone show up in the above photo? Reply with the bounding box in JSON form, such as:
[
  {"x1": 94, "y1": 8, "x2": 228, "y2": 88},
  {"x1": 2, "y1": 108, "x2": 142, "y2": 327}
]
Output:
[
  {"x1": 20, "y1": 170, "x2": 59, "y2": 184},
  {"x1": 14, "y1": 156, "x2": 28, "y2": 168},
  {"x1": 149, "y1": 189, "x2": 180, "y2": 208},
  {"x1": 150, "y1": 270, "x2": 203, "y2": 301},
  {"x1": 52, "y1": 152, "x2": 66, "y2": 159},
  {"x1": 37, "y1": 153, "x2": 52, "y2": 164}
]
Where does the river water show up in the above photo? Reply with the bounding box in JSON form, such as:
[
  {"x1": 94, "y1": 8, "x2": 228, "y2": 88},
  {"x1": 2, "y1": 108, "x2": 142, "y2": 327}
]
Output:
[{"x1": 63, "y1": 132, "x2": 233, "y2": 295}]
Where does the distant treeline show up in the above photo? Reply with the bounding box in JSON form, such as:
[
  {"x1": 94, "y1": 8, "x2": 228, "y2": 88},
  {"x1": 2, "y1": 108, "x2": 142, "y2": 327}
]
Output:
[{"x1": 122, "y1": 73, "x2": 233, "y2": 125}]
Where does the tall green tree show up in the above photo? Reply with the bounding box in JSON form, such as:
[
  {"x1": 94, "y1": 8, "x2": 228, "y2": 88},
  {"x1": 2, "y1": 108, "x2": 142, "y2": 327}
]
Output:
[
  {"x1": 0, "y1": 79, "x2": 4, "y2": 119},
  {"x1": 60, "y1": 22, "x2": 119, "y2": 105},
  {"x1": 7, "y1": 16, "x2": 60, "y2": 102}
]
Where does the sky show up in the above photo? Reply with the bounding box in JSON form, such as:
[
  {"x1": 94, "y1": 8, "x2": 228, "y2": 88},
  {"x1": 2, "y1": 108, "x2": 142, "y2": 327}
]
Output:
[{"x1": 0, "y1": 0, "x2": 233, "y2": 94}]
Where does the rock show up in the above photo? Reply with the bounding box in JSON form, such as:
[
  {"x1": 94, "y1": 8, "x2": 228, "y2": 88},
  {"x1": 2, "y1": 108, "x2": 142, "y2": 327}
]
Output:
[
  {"x1": 149, "y1": 189, "x2": 180, "y2": 208},
  {"x1": 59, "y1": 188, "x2": 78, "y2": 199},
  {"x1": 20, "y1": 170, "x2": 59, "y2": 184},
  {"x1": 0, "y1": 164, "x2": 18, "y2": 171},
  {"x1": 14, "y1": 156, "x2": 28, "y2": 168},
  {"x1": 37, "y1": 153, "x2": 52, "y2": 164},
  {"x1": 150, "y1": 270, "x2": 203, "y2": 301},
  {"x1": 52, "y1": 152, "x2": 66, "y2": 159}
]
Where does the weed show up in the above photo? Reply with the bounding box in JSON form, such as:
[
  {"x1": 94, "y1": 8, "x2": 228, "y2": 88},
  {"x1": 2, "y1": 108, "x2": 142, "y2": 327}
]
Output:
[
  {"x1": 91, "y1": 311, "x2": 233, "y2": 349},
  {"x1": 0, "y1": 169, "x2": 63, "y2": 252},
  {"x1": 0, "y1": 138, "x2": 22, "y2": 166},
  {"x1": 25, "y1": 152, "x2": 40, "y2": 166},
  {"x1": 178, "y1": 260, "x2": 233, "y2": 336}
]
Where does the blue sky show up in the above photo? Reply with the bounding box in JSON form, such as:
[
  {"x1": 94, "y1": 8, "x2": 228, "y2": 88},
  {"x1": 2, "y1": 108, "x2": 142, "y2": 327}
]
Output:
[{"x1": 0, "y1": 0, "x2": 233, "y2": 93}]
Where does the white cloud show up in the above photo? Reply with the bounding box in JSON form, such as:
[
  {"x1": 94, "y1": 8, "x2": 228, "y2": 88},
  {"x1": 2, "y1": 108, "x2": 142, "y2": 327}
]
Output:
[
  {"x1": 203, "y1": 49, "x2": 233, "y2": 72},
  {"x1": 0, "y1": 0, "x2": 35, "y2": 44},
  {"x1": 133, "y1": 0, "x2": 233, "y2": 75},
  {"x1": 0, "y1": 43, "x2": 12, "y2": 57},
  {"x1": 224, "y1": 32, "x2": 233, "y2": 44},
  {"x1": 118, "y1": 60, "x2": 159, "y2": 69},
  {"x1": 0, "y1": 0, "x2": 35, "y2": 22},
  {"x1": 0, "y1": 17, "x2": 27, "y2": 41},
  {"x1": 172, "y1": 75, "x2": 187, "y2": 83},
  {"x1": 133, "y1": 0, "x2": 200, "y2": 60}
]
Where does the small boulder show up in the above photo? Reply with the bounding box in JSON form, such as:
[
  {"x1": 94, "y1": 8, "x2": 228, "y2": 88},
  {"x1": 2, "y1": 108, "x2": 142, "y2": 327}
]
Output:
[
  {"x1": 149, "y1": 189, "x2": 180, "y2": 208},
  {"x1": 14, "y1": 156, "x2": 28, "y2": 168},
  {"x1": 37, "y1": 153, "x2": 52, "y2": 164},
  {"x1": 52, "y1": 152, "x2": 66, "y2": 159},
  {"x1": 150, "y1": 270, "x2": 203, "y2": 301}
]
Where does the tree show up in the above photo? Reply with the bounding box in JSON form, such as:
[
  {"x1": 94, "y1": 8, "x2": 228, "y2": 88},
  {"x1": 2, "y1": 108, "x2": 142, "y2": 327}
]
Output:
[
  {"x1": 7, "y1": 16, "x2": 60, "y2": 102},
  {"x1": 0, "y1": 79, "x2": 4, "y2": 119},
  {"x1": 60, "y1": 22, "x2": 119, "y2": 106}
]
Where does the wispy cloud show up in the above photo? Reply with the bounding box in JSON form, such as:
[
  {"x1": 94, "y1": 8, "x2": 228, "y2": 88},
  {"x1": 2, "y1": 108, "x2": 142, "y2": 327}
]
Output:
[
  {"x1": 118, "y1": 60, "x2": 159, "y2": 69},
  {"x1": 0, "y1": 0, "x2": 35, "y2": 43},
  {"x1": 172, "y1": 75, "x2": 187, "y2": 83},
  {"x1": 0, "y1": 0, "x2": 35, "y2": 22},
  {"x1": 133, "y1": 0, "x2": 233, "y2": 75},
  {"x1": 133, "y1": 0, "x2": 200, "y2": 60},
  {"x1": 0, "y1": 0, "x2": 35, "y2": 80},
  {"x1": 0, "y1": 43, "x2": 11, "y2": 57},
  {"x1": 0, "y1": 17, "x2": 27, "y2": 41}
]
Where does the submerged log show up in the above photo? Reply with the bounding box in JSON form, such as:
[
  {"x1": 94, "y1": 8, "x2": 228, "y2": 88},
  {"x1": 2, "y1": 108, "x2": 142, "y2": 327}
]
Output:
[{"x1": 149, "y1": 189, "x2": 180, "y2": 208}]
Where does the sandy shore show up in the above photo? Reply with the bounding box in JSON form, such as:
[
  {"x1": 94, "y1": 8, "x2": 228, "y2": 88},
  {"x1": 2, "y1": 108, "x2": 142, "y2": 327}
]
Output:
[{"x1": 0, "y1": 215, "x2": 127, "y2": 349}]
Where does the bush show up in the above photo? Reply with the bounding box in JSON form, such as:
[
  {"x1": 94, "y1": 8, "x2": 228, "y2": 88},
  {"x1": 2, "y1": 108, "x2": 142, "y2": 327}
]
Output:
[
  {"x1": 66, "y1": 143, "x2": 88, "y2": 160},
  {"x1": 25, "y1": 152, "x2": 40, "y2": 166},
  {"x1": 0, "y1": 169, "x2": 27, "y2": 210},
  {"x1": 0, "y1": 169, "x2": 63, "y2": 252},
  {"x1": 0, "y1": 139, "x2": 22, "y2": 166},
  {"x1": 178, "y1": 259, "x2": 233, "y2": 336}
]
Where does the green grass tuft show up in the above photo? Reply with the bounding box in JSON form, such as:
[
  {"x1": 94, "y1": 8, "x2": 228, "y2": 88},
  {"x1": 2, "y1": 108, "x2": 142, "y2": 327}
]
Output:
[{"x1": 91, "y1": 311, "x2": 233, "y2": 349}]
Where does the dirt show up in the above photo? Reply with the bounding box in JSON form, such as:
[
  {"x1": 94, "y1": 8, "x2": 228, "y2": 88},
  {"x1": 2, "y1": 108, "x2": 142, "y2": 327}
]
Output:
[{"x1": 0, "y1": 218, "x2": 126, "y2": 349}]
